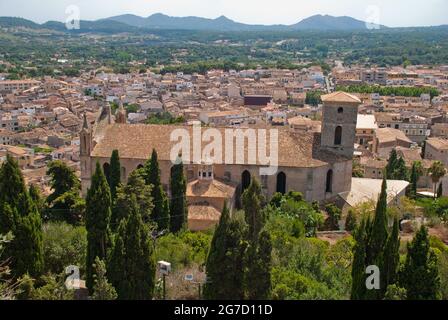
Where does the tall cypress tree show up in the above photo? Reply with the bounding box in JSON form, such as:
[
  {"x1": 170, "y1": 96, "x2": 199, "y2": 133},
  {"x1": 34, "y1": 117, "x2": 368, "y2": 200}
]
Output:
[
  {"x1": 108, "y1": 195, "x2": 156, "y2": 300},
  {"x1": 386, "y1": 149, "x2": 398, "y2": 179},
  {"x1": 246, "y1": 230, "x2": 272, "y2": 299},
  {"x1": 242, "y1": 179, "x2": 265, "y2": 242},
  {"x1": 393, "y1": 157, "x2": 409, "y2": 181},
  {"x1": 169, "y1": 156, "x2": 187, "y2": 233},
  {"x1": 409, "y1": 162, "x2": 418, "y2": 199},
  {"x1": 204, "y1": 203, "x2": 247, "y2": 300},
  {"x1": 86, "y1": 162, "x2": 112, "y2": 292},
  {"x1": 367, "y1": 176, "x2": 388, "y2": 266},
  {"x1": 351, "y1": 218, "x2": 368, "y2": 300},
  {"x1": 382, "y1": 218, "x2": 400, "y2": 295},
  {"x1": 400, "y1": 226, "x2": 441, "y2": 300},
  {"x1": 109, "y1": 150, "x2": 121, "y2": 202},
  {"x1": 0, "y1": 155, "x2": 43, "y2": 277},
  {"x1": 144, "y1": 149, "x2": 169, "y2": 230}
]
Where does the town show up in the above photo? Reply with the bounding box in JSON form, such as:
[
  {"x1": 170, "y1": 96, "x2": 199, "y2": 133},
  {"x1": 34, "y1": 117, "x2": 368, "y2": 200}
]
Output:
[{"x1": 1, "y1": 1, "x2": 448, "y2": 303}]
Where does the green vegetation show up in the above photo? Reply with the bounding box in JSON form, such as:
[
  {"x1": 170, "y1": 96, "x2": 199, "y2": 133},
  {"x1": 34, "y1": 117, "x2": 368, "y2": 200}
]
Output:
[
  {"x1": 146, "y1": 112, "x2": 185, "y2": 125},
  {"x1": 336, "y1": 84, "x2": 439, "y2": 98}
]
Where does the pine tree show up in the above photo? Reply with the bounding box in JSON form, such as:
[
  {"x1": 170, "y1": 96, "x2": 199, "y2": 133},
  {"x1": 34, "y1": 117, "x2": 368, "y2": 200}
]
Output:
[
  {"x1": 92, "y1": 257, "x2": 117, "y2": 300},
  {"x1": 382, "y1": 218, "x2": 400, "y2": 294},
  {"x1": 386, "y1": 149, "x2": 398, "y2": 179},
  {"x1": 109, "y1": 150, "x2": 121, "y2": 201},
  {"x1": 144, "y1": 149, "x2": 169, "y2": 230},
  {"x1": 400, "y1": 226, "x2": 441, "y2": 300},
  {"x1": 108, "y1": 195, "x2": 156, "y2": 300},
  {"x1": 169, "y1": 156, "x2": 187, "y2": 233},
  {"x1": 204, "y1": 204, "x2": 247, "y2": 299},
  {"x1": 85, "y1": 162, "x2": 112, "y2": 292},
  {"x1": 0, "y1": 155, "x2": 43, "y2": 277},
  {"x1": 112, "y1": 170, "x2": 153, "y2": 230},
  {"x1": 46, "y1": 160, "x2": 80, "y2": 204},
  {"x1": 409, "y1": 162, "x2": 418, "y2": 199},
  {"x1": 242, "y1": 179, "x2": 265, "y2": 242}
]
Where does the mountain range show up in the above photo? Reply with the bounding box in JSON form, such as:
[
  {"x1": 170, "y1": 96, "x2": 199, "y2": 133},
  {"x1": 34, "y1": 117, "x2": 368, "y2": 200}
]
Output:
[
  {"x1": 103, "y1": 13, "x2": 386, "y2": 31},
  {"x1": 0, "y1": 13, "x2": 388, "y2": 33}
]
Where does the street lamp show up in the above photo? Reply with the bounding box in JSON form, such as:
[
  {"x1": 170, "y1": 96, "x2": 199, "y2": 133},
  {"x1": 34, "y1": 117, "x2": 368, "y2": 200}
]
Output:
[{"x1": 158, "y1": 261, "x2": 171, "y2": 300}]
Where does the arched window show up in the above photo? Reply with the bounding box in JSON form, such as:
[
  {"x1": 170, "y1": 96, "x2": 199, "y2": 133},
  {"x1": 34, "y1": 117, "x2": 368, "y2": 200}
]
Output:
[
  {"x1": 326, "y1": 170, "x2": 333, "y2": 193},
  {"x1": 242, "y1": 170, "x2": 251, "y2": 192},
  {"x1": 337, "y1": 107, "x2": 344, "y2": 114},
  {"x1": 276, "y1": 172, "x2": 286, "y2": 194},
  {"x1": 103, "y1": 163, "x2": 110, "y2": 183},
  {"x1": 334, "y1": 126, "x2": 342, "y2": 145},
  {"x1": 137, "y1": 164, "x2": 144, "y2": 170}
]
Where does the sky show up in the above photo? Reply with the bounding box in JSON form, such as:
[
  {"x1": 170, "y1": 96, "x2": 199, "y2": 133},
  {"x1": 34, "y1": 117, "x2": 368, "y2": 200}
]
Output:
[{"x1": 0, "y1": 0, "x2": 447, "y2": 27}]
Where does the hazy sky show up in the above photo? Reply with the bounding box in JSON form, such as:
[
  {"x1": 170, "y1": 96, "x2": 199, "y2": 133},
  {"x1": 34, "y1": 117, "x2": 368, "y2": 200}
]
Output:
[{"x1": 0, "y1": 0, "x2": 447, "y2": 27}]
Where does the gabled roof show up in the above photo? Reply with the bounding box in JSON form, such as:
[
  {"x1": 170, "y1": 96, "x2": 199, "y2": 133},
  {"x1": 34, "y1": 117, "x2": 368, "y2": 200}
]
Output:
[{"x1": 321, "y1": 91, "x2": 361, "y2": 104}]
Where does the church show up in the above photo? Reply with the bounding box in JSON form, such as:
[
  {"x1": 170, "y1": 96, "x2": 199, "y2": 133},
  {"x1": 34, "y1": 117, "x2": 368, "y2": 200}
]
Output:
[{"x1": 80, "y1": 92, "x2": 361, "y2": 230}]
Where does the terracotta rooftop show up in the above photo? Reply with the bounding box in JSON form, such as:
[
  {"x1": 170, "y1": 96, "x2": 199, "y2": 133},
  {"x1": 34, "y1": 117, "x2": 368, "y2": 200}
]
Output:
[
  {"x1": 188, "y1": 205, "x2": 221, "y2": 222},
  {"x1": 321, "y1": 91, "x2": 361, "y2": 104},
  {"x1": 187, "y1": 179, "x2": 236, "y2": 199},
  {"x1": 427, "y1": 138, "x2": 448, "y2": 150},
  {"x1": 376, "y1": 128, "x2": 412, "y2": 144},
  {"x1": 91, "y1": 124, "x2": 348, "y2": 167}
]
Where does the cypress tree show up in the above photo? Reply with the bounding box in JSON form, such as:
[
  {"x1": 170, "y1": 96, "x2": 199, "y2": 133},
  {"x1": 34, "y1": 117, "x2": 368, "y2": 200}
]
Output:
[
  {"x1": 400, "y1": 226, "x2": 441, "y2": 300},
  {"x1": 108, "y1": 195, "x2": 156, "y2": 300},
  {"x1": 393, "y1": 157, "x2": 409, "y2": 181},
  {"x1": 382, "y1": 218, "x2": 400, "y2": 295},
  {"x1": 204, "y1": 203, "x2": 247, "y2": 300},
  {"x1": 246, "y1": 230, "x2": 272, "y2": 299},
  {"x1": 351, "y1": 218, "x2": 368, "y2": 300},
  {"x1": 92, "y1": 257, "x2": 117, "y2": 300},
  {"x1": 169, "y1": 156, "x2": 187, "y2": 233},
  {"x1": 109, "y1": 150, "x2": 121, "y2": 201},
  {"x1": 409, "y1": 162, "x2": 418, "y2": 199},
  {"x1": 144, "y1": 149, "x2": 169, "y2": 230},
  {"x1": 0, "y1": 155, "x2": 43, "y2": 277},
  {"x1": 113, "y1": 170, "x2": 153, "y2": 229},
  {"x1": 367, "y1": 176, "x2": 388, "y2": 267},
  {"x1": 86, "y1": 162, "x2": 112, "y2": 292},
  {"x1": 242, "y1": 179, "x2": 265, "y2": 242},
  {"x1": 386, "y1": 149, "x2": 398, "y2": 179}
]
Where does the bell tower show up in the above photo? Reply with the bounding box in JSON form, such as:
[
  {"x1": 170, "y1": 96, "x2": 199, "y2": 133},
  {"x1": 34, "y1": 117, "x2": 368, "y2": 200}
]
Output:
[
  {"x1": 80, "y1": 113, "x2": 93, "y2": 196},
  {"x1": 115, "y1": 100, "x2": 127, "y2": 124},
  {"x1": 320, "y1": 91, "x2": 361, "y2": 158}
]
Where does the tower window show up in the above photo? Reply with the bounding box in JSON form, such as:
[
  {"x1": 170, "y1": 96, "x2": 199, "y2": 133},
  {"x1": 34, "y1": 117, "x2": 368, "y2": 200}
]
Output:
[
  {"x1": 334, "y1": 126, "x2": 342, "y2": 145},
  {"x1": 337, "y1": 107, "x2": 344, "y2": 114}
]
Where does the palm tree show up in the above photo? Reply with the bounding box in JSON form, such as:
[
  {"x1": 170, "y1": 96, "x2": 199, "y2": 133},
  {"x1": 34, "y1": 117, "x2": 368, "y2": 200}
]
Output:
[{"x1": 428, "y1": 161, "x2": 446, "y2": 199}]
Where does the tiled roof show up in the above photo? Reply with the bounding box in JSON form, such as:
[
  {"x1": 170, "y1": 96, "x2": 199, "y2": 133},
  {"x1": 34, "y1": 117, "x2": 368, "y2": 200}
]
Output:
[
  {"x1": 321, "y1": 91, "x2": 361, "y2": 104},
  {"x1": 188, "y1": 205, "x2": 221, "y2": 221},
  {"x1": 187, "y1": 179, "x2": 236, "y2": 199},
  {"x1": 91, "y1": 124, "x2": 347, "y2": 167}
]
